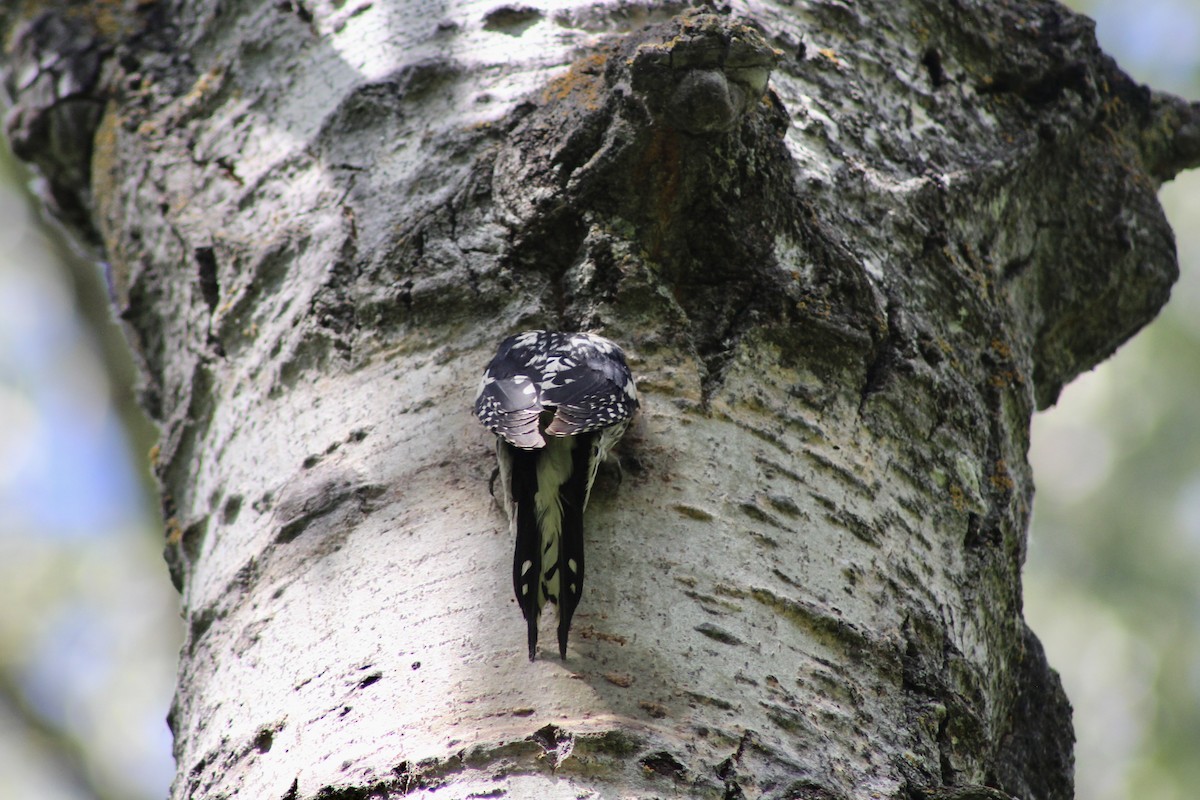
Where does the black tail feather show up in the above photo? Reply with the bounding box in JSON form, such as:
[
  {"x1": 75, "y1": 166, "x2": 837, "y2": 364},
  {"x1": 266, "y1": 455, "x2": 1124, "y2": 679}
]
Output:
[
  {"x1": 556, "y1": 433, "x2": 593, "y2": 660},
  {"x1": 509, "y1": 444, "x2": 541, "y2": 660}
]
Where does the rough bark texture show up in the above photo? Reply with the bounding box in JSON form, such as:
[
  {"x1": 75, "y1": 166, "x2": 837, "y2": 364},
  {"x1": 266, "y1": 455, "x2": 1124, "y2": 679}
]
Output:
[{"x1": 4, "y1": 1, "x2": 1199, "y2": 798}]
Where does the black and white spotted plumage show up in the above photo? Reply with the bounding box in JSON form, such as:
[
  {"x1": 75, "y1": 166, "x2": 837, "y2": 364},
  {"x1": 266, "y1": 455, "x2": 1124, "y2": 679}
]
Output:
[{"x1": 475, "y1": 330, "x2": 638, "y2": 660}]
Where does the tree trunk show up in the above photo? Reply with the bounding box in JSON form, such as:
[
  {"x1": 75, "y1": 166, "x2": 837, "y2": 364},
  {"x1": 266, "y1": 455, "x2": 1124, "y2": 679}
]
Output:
[{"x1": 4, "y1": 1, "x2": 1197, "y2": 798}]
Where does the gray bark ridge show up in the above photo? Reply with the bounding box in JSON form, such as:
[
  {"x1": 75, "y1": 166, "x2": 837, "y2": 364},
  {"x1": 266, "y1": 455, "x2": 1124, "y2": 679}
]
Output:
[{"x1": 4, "y1": 1, "x2": 1198, "y2": 799}]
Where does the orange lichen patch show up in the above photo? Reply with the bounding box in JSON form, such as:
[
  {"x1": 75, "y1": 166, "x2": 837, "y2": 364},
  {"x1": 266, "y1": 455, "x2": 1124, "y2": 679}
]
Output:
[
  {"x1": 988, "y1": 359, "x2": 1027, "y2": 388},
  {"x1": 990, "y1": 460, "x2": 1015, "y2": 492},
  {"x1": 165, "y1": 516, "x2": 183, "y2": 544},
  {"x1": 795, "y1": 298, "x2": 834, "y2": 319},
  {"x1": 638, "y1": 700, "x2": 669, "y2": 718},
  {"x1": 989, "y1": 338, "x2": 1012, "y2": 359},
  {"x1": 948, "y1": 484, "x2": 967, "y2": 512},
  {"x1": 180, "y1": 64, "x2": 228, "y2": 116},
  {"x1": 576, "y1": 625, "x2": 628, "y2": 646},
  {"x1": 603, "y1": 672, "x2": 634, "y2": 688},
  {"x1": 88, "y1": 0, "x2": 131, "y2": 38},
  {"x1": 90, "y1": 102, "x2": 131, "y2": 278},
  {"x1": 540, "y1": 52, "x2": 609, "y2": 111},
  {"x1": 817, "y1": 48, "x2": 841, "y2": 65}
]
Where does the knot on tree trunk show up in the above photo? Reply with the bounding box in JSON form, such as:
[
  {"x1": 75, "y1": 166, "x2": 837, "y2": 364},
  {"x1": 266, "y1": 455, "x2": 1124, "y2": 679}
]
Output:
[
  {"x1": 627, "y1": 9, "x2": 779, "y2": 135},
  {"x1": 2, "y1": 7, "x2": 111, "y2": 241},
  {"x1": 493, "y1": 9, "x2": 885, "y2": 402}
]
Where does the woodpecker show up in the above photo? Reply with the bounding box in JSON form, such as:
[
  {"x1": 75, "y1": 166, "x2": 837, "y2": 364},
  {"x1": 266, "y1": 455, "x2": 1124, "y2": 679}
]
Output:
[{"x1": 474, "y1": 330, "x2": 639, "y2": 660}]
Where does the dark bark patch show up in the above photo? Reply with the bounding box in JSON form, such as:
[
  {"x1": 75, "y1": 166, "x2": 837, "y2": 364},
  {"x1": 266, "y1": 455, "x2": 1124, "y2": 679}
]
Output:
[
  {"x1": 221, "y1": 494, "x2": 243, "y2": 525},
  {"x1": 921, "y1": 786, "x2": 1016, "y2": 799},
  {"x1": 684, "y1": 589, "x2": 740, "y2": 616},
  {"x1": 529, "y1": 724, "x2": 574, "y2": 768},
  {"x1": 185, "y1": 605, "x2": 221, "y2": 655},
  {"x1": 252, "y1": 725, "x2": 276, "y2": 753},
  {"x1": 716, "y1": 729, "x2": 753, "y2": 800},
  {"x1": 921, "y1": 48, "x2": 948, "y2": 89},
  {"x1": 483, "y1": 6, "x2": 543, "y2": 35},
  {"x1": 639, "y1": 750, "x2": 686, "y2": 780},
  {"x1": 673, "y1": 503, "x2": 714, "y2": 521},
  {"x1": 273, "y1": 468, "x2": 384, "y2": 544},
  {"x1": 2, "y1": 8, "x2": 111, "y2": 241},
  {"x1": 694, "y1": 622, "x2": 743, "y2": 646},
  {"x1": 492, "y1": 10, "x2": 873, "y2": 401},
  {"x1": 781, "y1": 780, "x2": 848, "y2": 800},
  {"x1": 571, "y1": 728, "x2": 644, "y2": 757},
  {"x1": 761, "y1": 702, "x2": 814, "y2": 735},
  {"x1": 195, "y1": 246, "x2": 220, "y2": 312},
  {"x1": 858, "y1": 291, "x2": 909, "y2": 414},
  {"x1": 181, "y1": 515, "x2": 209, "y2": 562},
  {"x1": 835, "y1": 509, "x2": 881, "y2": 546},
  {"x1": 685, "y1": 691, "x2": 734, "y2": 711},
  {"x1": 765, "y1": 493, "x2": 804, "y2": 518},
  {"x1": 752, "y1": 588, "x2": 889, "y2": 664},
  {"x1": 977, "y1": 62, "x2": 1091, "y2": 107},
  {"x1": 991, "y1": 626, "x2": 1074, "y2": 800},
  {"x1": 739, "y1": 500, "x2": 785, "y2": 530},
  {"x1": 900, "y1": 612, "x2": 999, "y2": 794},
  {"x1": 275, "y1": 1, "x2": 312, "y2": 24}
]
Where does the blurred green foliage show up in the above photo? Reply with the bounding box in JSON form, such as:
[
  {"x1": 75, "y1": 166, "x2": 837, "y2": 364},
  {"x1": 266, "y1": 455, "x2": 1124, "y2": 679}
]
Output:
[
  {"x1": 0, "y1": 129, "x2": 177, "y2": 800},
  {"x1": 1026, "y1": 3, "x2": 1200, "y2": 799}
]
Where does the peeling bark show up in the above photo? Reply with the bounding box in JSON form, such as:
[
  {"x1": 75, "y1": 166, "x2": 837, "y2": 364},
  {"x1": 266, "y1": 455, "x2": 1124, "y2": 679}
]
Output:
[{"x1": 4, "y1": 1, "x2": 1198, "y2": 798}]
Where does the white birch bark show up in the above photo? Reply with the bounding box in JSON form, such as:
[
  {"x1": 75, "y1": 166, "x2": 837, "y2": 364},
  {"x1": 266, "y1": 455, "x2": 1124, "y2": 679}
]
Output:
[{"x1": 4, "y1": 1, "x2": 1198, "y2": 798}]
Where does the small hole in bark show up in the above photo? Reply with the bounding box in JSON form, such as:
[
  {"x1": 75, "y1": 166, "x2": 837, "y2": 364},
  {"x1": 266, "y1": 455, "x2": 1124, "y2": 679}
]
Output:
[
  {"x1": 922, "y1": 48, "x2": 948, "y2": 88},
  {"x1": 640, "y1": 750, "x2": 686, "y2": 779},
  {"x1": 195, "y1": 246, "x2": 220, "y2": 312},
  {"x1": 276, "y1": 0, "x2": 312, "y2": 23},
  {"x1": 222, "y1": 494, "x2": 243, "y2": 525},
  {"x1": 252, "y1": 727, "x2": 274, "y2": 753},
  {"x1": 181, "y1": 518, "x2": 208, "y2": 562},
  {"x1": 482, "y1": 5, "x2": 543, "y2": 35}
]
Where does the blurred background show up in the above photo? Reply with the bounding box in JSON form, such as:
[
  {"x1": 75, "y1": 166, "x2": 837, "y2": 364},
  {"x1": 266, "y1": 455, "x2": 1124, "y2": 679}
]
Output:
[
  {"x1": 1024, "y1": 1, "x2": 1200, "y2": 798},
  {"x1": 0, "y1": 1, "x2": 1197, "y2": 798},
  {"x1": 0, "y1": 89, "x2": 177, "y2": 800}
]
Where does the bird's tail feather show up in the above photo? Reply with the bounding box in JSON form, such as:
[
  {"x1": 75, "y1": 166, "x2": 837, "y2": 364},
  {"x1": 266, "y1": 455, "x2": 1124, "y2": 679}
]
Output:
[
  {"x1": 556, "y1": 433, "x2": 593, "y2": 659},
  {"x1": 509, "y1": 444, "x2": 542, "y2": 660}
]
